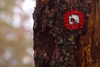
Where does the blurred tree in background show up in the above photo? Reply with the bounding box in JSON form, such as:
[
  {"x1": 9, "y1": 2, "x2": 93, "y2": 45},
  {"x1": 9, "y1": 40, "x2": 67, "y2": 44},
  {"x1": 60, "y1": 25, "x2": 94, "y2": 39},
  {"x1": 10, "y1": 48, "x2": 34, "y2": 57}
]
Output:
[{"x1": 0, "y1": 0, "x2": 35, "y2": 67}]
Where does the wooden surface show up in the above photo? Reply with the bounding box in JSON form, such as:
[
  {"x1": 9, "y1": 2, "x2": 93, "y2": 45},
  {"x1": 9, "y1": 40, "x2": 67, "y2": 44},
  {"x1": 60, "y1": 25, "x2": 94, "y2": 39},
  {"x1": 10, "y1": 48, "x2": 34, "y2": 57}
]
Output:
[
  {"x1": 79, "y1": 0, "x2": 99, "y2": 67},
  {"x1": 34, "y1": 0, "x2": 100, "y2": 67}
]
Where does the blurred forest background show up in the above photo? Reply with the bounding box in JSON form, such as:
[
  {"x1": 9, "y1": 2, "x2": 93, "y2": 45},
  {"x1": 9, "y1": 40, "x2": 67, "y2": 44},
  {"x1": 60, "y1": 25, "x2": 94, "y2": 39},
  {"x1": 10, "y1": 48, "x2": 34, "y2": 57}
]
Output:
[{"x1": 0, "y1": 0, "x2": 35, "y2": 67}]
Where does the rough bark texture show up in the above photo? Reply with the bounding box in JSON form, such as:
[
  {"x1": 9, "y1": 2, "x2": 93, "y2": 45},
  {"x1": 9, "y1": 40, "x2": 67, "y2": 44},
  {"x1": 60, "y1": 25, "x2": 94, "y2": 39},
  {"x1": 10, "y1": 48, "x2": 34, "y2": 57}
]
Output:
[
  {"x1": 78, "y1": 0, "x2": 99, "y2": 67},
  {"x1": 33, "y1": 0, "x2": 100, "y2": 67}
]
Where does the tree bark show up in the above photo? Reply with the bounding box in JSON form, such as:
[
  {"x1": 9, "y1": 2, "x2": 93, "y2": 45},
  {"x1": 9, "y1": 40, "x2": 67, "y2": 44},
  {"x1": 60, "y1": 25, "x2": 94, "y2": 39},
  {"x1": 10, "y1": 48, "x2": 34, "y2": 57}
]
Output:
[{"x1": 33, "y1": 0, "x2": 100, "y2": 67}]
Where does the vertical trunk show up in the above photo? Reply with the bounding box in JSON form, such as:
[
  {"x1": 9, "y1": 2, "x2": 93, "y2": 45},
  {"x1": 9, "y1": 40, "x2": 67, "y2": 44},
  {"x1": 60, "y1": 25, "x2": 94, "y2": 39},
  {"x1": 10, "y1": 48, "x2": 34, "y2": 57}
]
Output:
[
  {"x1": 33, "y1": 0, "x2": 100, "y2": 67},
  {"x1": 77, "y1": 0, "x2": 99, "y2": 67},
  {"x1": 98, "y1": 0, "x2": 100, "y2": 67}
]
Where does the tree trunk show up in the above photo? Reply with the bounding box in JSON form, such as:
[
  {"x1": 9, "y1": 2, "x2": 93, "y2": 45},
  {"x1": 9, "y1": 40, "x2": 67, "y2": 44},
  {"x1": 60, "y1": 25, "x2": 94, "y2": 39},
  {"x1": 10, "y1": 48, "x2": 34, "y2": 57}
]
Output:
[{"x1": 33, "y1": 0, "x2": 100, "y2": 67}]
